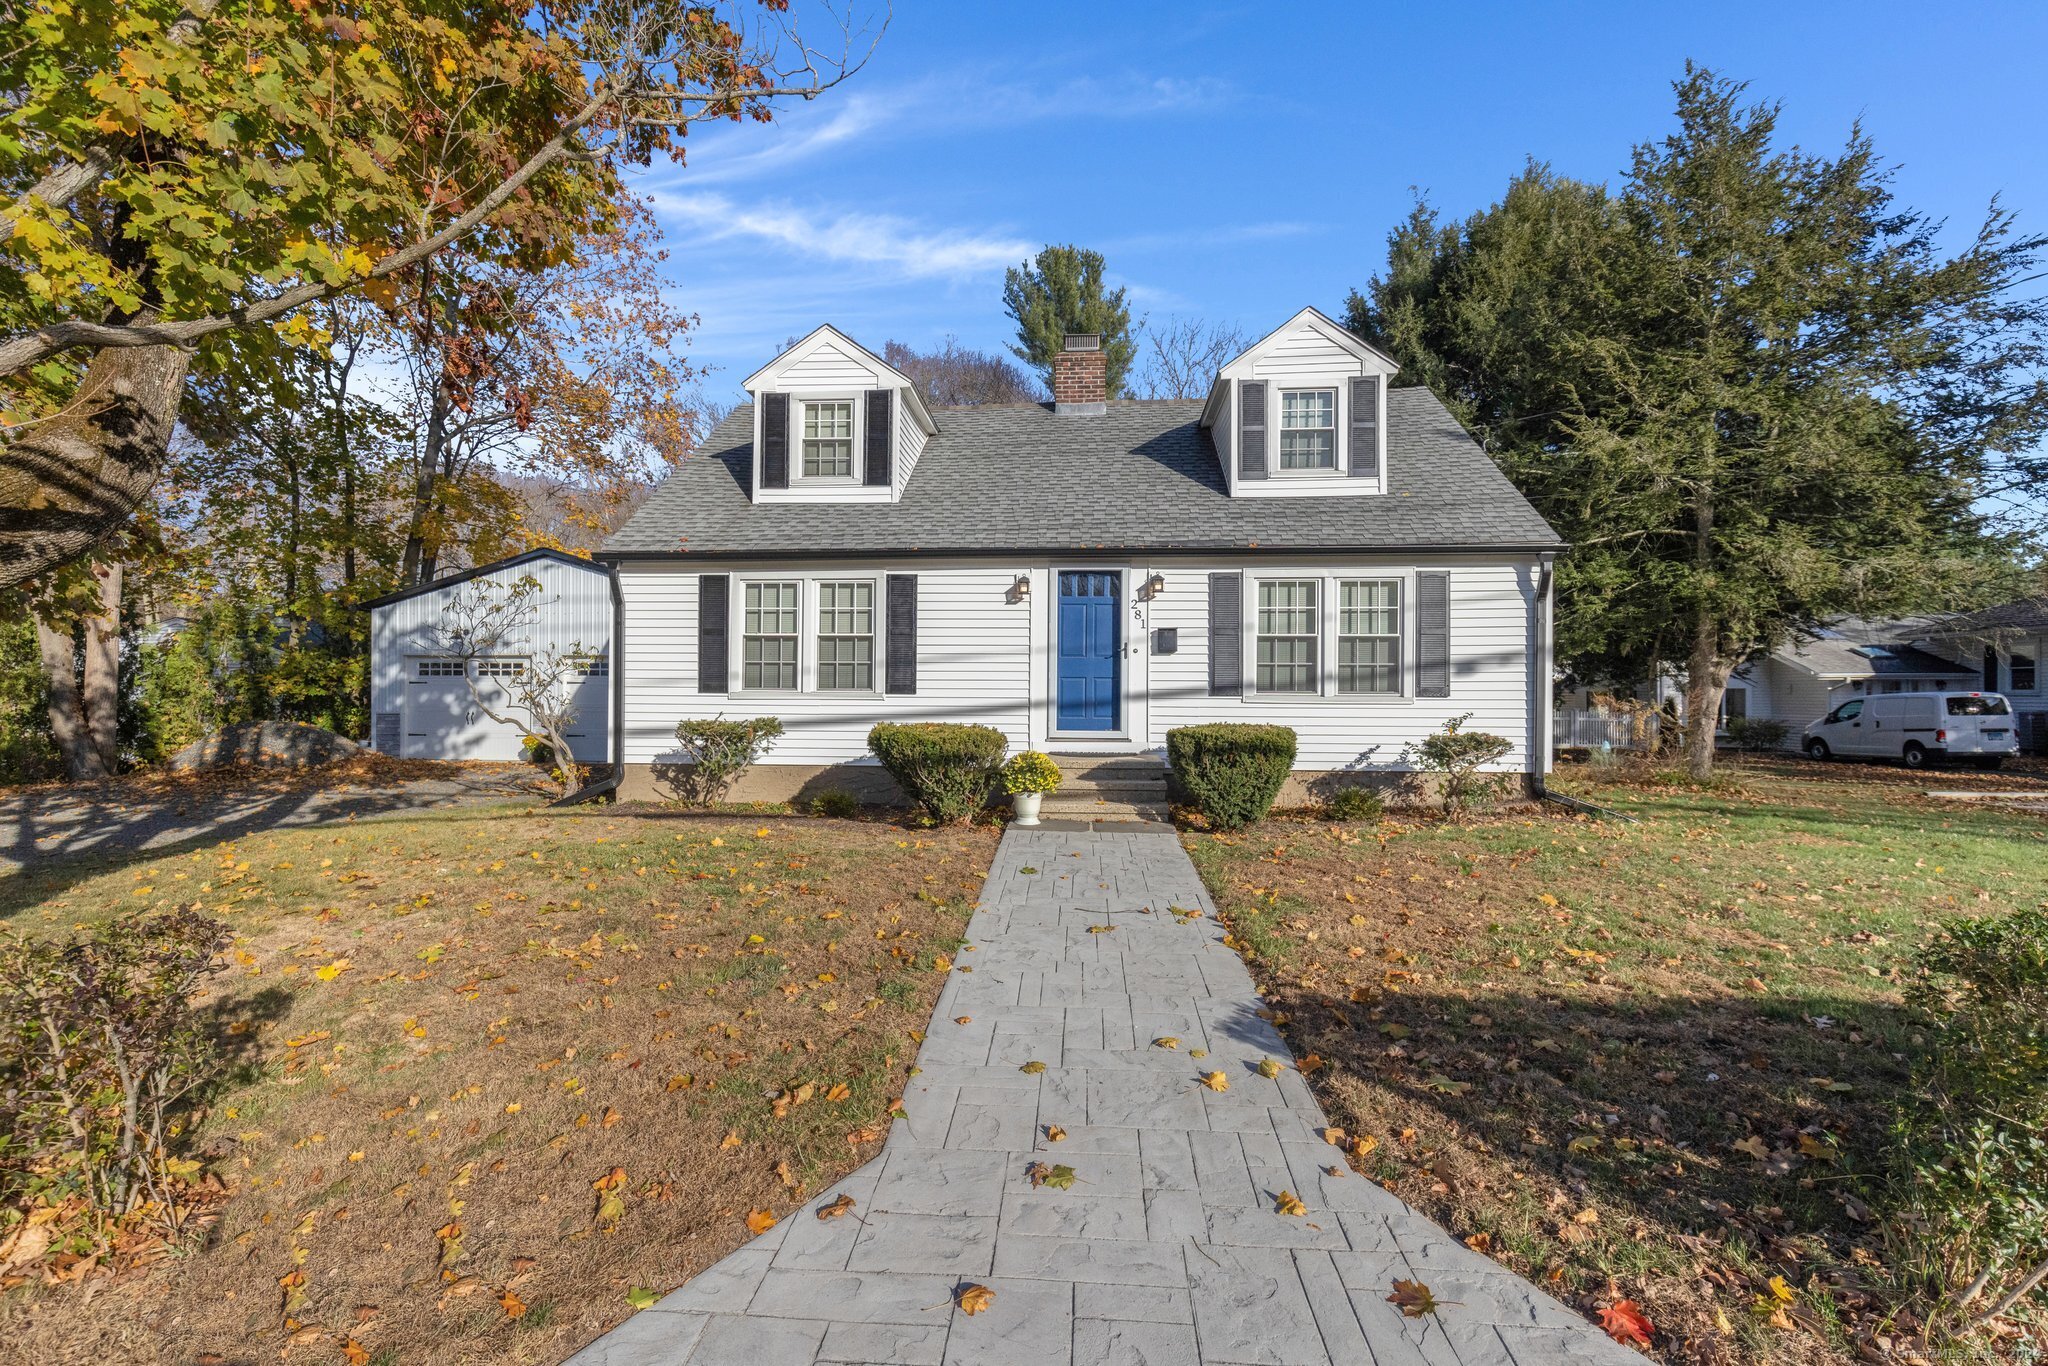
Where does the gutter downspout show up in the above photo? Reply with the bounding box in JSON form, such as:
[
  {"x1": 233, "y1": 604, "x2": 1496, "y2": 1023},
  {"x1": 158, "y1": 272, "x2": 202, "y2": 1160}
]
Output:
[
  {"x1": 1532, "y1": 557, "x2": 1555, "y2": 799},
  {"x1": 552, "y1": 561, "x2": 624, "y2": 807}
]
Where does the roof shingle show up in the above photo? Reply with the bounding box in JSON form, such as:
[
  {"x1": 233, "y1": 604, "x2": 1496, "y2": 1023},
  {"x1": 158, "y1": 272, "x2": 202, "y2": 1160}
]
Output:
[{"x1": 602, "y1": 389, "x2": 1561, "y2": 558}]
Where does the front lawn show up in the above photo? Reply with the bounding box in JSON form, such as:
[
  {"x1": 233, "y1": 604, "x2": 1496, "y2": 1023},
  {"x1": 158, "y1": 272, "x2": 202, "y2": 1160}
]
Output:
[
  {"x1": 0, "y1": 804, "x2": 995, "y2": 1364},
  {"x1": 1184, "y1": 758, "x2": 2048, "y2": 1364}
]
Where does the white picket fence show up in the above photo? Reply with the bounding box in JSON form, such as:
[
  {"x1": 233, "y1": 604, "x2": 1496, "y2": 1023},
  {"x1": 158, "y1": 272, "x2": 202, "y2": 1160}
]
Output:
[{"x1": 1553, "y1": 707, "x2": 1661, "y2": 751}]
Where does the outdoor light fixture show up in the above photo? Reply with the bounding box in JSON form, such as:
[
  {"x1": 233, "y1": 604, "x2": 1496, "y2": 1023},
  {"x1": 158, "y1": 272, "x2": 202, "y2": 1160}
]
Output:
[
  {"x1": 1008, "y1": 574, "x2": 1031, "y2": 604},
  {"x1": 1141, "y1": 573, "x2": 1166, "y2": 600}
]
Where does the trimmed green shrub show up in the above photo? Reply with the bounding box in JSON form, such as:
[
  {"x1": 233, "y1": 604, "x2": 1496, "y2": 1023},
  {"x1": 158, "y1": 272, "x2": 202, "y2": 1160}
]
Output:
[
  {"x1": 868, "y1": 722, "x2": 1007, "y2": 824},
  {"x1": 1401, "y1": 713, "x2": 1514, "y2": 816},
  {"x1": 1725, "y1": 716, "x2": 1790, "y2": 752},
  {"x1": 1167, "y1": 724, "x2": 1295, "y2": 830},
  {"x1": 1892, "y1": 906, "x2": 2048, "y2": 1331},
  {"x1": 1000, "y1": 750, "x2": 1061, "y2": 795},
  {"x1": 809, "y1": 788, "x2": 861, "y2": 819},
  {"x1": 1325, "y1": 786, "x2": 1383, "y2": 822},
  {"x1": 671, "y1": 717, "x2": 784, "y2": 806}
]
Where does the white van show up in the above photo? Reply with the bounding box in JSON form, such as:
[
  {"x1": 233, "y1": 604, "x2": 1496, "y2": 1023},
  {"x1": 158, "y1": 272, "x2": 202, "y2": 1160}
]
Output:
[{"x1": 1803, "y1": 692, "x2": 2020, "y2": 770}]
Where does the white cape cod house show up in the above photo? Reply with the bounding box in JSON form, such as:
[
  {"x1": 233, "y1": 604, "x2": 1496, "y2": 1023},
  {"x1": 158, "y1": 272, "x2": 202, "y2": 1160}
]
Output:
[{"x1": 598, "y1": 309, "x2": 1563, "y2": 808}]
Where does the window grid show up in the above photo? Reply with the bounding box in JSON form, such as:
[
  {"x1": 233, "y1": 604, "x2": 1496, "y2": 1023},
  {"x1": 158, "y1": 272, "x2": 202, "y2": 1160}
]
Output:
[
  {"x1": 416, "y1": 659, "x2": 465, "y2": 678},
  {"x1": 476, "y1": 658, "x2": 528, "y2": 679},
  {"x1": 1278, "y1": 389, "x2": 1336, "y2": 470},
  {"x1": 815, "y1": 581, "x2": 875, "y2": 691},
  {"x1": 1337, "y1": 579, "x2": 1401, "y2": 694},
  {"x1": 802, "y1": 401, "x2": 855, "y2": 479},
  {"x1": 1256, "y1": 579, "x2": 1320, "y2": 693},
  {"x1": 743, "y1": 581, "x2": 800, "y2": 690}
]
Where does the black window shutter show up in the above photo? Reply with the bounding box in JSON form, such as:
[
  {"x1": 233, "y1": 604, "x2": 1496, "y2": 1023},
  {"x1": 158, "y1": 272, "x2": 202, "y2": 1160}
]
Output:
[
  {"x1": 1238, "y1": 381, "x2": 1268, "y2": 480},
  {"x1": 864, "y1": 389, "x2": 893, "y2": 487},
  {"x1": 1984, "y1": 646, "x2": 1999, "y2": 692},
  {"x1": 1208, "y1": 572, "x2": 1242, "y2": 696},
  {"x1": 885, "y1": 574, "x2": 917, "y2": 694},
  {"x1": 1416, "y1": 572, "x2": 1451, "y2": 698},
  {"x1": 698, "y1": 575, "x2": 730, "y2": 693},
  {"x1": 761, "y1": 393, "x2": 790, "y2": 490},
  {"x1": 1349, "y1": 376, "x2": 1380, "y2": 478}
]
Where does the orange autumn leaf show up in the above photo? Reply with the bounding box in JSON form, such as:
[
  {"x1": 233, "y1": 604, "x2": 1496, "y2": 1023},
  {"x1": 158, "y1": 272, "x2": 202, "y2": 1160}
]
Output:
[
  {"x1": 816, "y1": 1194, "x2": 856, "y2": 1220},
  {"x1": 1599, "y1": 1300, "x2": 1654, "y2": 1347},
  {"x1": 956, "y1": 1283, "x2": 995, "y2": 1315},
  {"x1": 592, "y1": 1167, "x2": 627, "y2": 1191},
  {"x1": 745, "y1": 1208, "x2": 778, "y2": 1235},
  {"x1": 341, "y1": 1339, "x2": 370, "y2": 1366},
  {"x1": 1387, "y1": 1279, "x2": 1441, "y2": 1318},
  {"x1": 499, "y1": 1288, "x2": 528, "y2": 1320}
]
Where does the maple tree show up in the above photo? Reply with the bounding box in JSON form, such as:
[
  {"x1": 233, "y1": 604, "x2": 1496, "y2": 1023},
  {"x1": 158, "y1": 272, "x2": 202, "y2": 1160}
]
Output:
[{"x1": 0, "y1": 0, "x2": 882, "y2": 587}]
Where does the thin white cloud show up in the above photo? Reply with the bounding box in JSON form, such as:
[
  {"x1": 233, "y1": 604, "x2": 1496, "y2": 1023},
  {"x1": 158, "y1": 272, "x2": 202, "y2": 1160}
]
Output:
[
  {"x1": 649, "y1": 190, "x2": 1035, "y2": 280},
  {"x1": 679, "y1": 94, "x2": 889, "y2": 185}
]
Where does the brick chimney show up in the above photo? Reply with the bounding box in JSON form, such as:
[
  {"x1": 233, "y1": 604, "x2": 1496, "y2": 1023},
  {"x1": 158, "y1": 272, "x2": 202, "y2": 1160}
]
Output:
[{"x1": 1051, "y1": 333, "x2": 1107, "y2": 414}]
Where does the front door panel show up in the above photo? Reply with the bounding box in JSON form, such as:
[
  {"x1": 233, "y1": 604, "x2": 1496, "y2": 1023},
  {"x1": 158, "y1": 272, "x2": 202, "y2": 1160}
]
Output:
[{"x1": 1056, "y1": 572, "x2": 1121, "y2": 732}]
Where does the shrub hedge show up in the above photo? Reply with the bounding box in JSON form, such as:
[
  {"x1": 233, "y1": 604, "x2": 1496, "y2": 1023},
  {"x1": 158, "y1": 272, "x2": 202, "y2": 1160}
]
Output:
[
  {"x1": 671, "y1": 717, "x2": 784, "y2": 805},
  {"x1": 868, "y1": 722, "x2": 1007, "y2": 824},
  {"x1": 1166, "y1": 723, "x2": 1296, "y2": 829}
]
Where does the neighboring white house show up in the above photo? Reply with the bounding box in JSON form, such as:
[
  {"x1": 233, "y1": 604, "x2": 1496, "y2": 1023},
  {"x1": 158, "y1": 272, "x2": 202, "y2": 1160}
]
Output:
[
  {"x1": 596, "y1": 310, "x2": 1562, "y2": 805},
  {"x1": 363, "y1": 548, "x2": 614, "y2": 763},
  {"x1": 1915, "y1": 595, "x2": 2048, "y2": 752}
]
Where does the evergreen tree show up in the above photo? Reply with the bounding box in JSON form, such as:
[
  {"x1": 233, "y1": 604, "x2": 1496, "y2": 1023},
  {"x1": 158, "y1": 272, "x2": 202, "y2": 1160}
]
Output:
[
  {"x1": 1002, "y1": 245, "x2": 1137, "y2": 397},
  {"x1": 1349, "y1": 66, "x2": 2048, "y2": 778}
]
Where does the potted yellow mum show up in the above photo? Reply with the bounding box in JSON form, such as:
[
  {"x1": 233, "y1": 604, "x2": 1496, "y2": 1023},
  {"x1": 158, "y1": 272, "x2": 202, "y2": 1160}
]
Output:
[{"x1": 1000, "y1": 750, "x2": 1061, "y2": 826}]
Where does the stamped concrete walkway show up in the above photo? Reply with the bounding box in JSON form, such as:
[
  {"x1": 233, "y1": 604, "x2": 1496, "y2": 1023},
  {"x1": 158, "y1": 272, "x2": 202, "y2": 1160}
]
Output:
[{"x1": 568, "y1": 827, "x2": 1636, "y2": 1366}]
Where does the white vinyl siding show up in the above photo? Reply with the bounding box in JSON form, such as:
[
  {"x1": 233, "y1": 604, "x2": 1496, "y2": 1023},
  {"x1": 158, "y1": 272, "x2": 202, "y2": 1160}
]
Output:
[
  {"x1": 742, "y1": 581, "x2": 800, "y2": 690},
  {"x1": 1277, "y1": 390, "x2": 1336, "y2": 470},
  {"x1": 1338, "y1": 579, "x2": 1400, "y2": 694},
  {"x1": 815, "y1": 581, "x2": 875, "y2": 691},
  {"x1": 1255, "y1": 580, "x2": 1319, "y2": 692}
]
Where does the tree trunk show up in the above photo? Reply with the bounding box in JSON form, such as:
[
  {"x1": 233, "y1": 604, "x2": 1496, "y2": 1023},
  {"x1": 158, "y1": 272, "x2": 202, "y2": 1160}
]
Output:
[
  {"x1": 36, "y1": 616, "x2": 103, "y2": 780},
  {"x1": 83, "y1": 562, "x2": 122, "y2": 773},
  {"x1": 0, "y1": 342, "x2": 190, "y2": 590},
  {"x1": 1683, "y1": 612, "x2": 1727, "y2": 782},
  {"x1": 399, "y1": 382, "x2": 454, "y2": 587}
]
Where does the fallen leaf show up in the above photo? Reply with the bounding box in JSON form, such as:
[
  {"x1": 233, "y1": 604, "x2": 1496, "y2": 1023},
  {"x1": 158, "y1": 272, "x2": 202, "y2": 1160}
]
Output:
[
  {"x1": 816, "y1": 1194, "x2": 856, "y2": 1221},
  {"x1": 626, "y1": 1286, "x2": 659, "y2": 1310},
  {"x1": 1599, "y1": 1300, "x2": 1653, "y2": 1347},
  {"x1": 957, "y1": 1283, "x2": 995, "y2": 1315},
  {"x1": 1025, "y1": 1162, "x2": 1077, "y2": 1190},
  {"x1": 1200, "y1": 1071, "x2": 1229, "y2": 1092},
  {"x1": 745, "y1": 1209, "x2": 778, "y2": 1235},
  {"x1": 1020, "y1": 1061, "x2": 1047, "y2": 1075},
  {"x1": 955, "y1": 1017, "x2": 972, "y2": 1025},
  {"x1": 719, "y1": 1131, "x2": 742, "y2": 1151},
  {"x1": 1152, "y1": 1036, "x2": 1181, "y2": 1050},
  {"x1": 341, "y1": 1340, "x2": 370, "y2": 1366},
  {"x1": 1044, "y1": 1125, "x2": 1067, "y2": 1143},
  {"x1": 1387, "y1": 1279, "x2": 1441, "y2": 1317},
  {"x1": 499, "y1": 1288, "x2": 528, "y2": 1320},
  {"x1": 1255, "y1": 1059, "x2": 1282, "y2": 1079},
  {"x1": 1731, "y1": 1136, "x2": 1770, "y2": 1160},
  {"x1": 1797, "y1": 1134, "x2": 1839, "y2": 1162},
  {"x1": 1321, "y1": 1128, "x2": 1347, "y2": 1147},
  {"x1": 1275, "y1": 1190, "x2": 1307, "y2": 1216}
]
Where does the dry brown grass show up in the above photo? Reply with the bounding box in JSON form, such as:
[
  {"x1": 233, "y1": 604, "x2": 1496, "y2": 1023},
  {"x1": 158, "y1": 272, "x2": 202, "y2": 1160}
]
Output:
[{"x1": 0, "y1": 803, "x2": 996, "y2": 1364}]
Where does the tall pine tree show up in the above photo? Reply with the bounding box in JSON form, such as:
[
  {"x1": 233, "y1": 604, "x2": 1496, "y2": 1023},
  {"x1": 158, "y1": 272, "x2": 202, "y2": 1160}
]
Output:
[
  {"x1": 1350, "y1": 66, "x2": 2048, "y2": 777},
  {"x1": 1002, "y1": 245, "x2": 1137, "y2": 397}
]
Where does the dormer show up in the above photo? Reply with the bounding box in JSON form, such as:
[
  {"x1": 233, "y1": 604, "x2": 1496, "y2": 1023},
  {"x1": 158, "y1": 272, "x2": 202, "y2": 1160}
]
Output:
[
  {"x1": 1200, "y1": 307, "x2": 1399, "y2": 498},
  {"x1": 742, "y1": 325, "x2": 937, "y2": 504}
]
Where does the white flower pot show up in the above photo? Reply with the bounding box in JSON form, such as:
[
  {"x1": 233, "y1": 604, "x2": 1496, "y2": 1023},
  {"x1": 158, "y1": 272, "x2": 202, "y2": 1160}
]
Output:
[{"x1": 1012, "y1": 791, "x2": 1043, "y2": 825}]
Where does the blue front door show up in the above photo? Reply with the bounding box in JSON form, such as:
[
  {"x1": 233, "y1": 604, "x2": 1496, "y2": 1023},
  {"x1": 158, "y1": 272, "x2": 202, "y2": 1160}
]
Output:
[{"x1": 1057, "y1": 571, "x2": 1121, "y2": 732}]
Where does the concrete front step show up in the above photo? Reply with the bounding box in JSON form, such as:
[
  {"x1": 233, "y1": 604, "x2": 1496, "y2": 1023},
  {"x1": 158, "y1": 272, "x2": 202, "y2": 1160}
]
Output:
[
  {"x1": 1057, "y1": 781, "x2": 1168, "y2": 801},
  {"x1": 1039, "y1": 798, "x2": 1171, "y2": 822}
]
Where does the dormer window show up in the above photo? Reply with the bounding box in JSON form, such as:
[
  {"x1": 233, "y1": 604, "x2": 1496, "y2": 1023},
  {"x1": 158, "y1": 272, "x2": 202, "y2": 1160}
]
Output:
[
  {"x1": 1278, "y1": 389, "x2": 1337, "y2": 471},
  {"x1": 801, "y1": 399, "x2": 856, "y2": 480}
]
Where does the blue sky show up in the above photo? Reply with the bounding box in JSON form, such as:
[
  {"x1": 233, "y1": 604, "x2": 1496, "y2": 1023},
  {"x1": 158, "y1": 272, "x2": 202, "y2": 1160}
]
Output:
[{"x1": 636, "y1": 1, "x2": 2048, "y2": 404}]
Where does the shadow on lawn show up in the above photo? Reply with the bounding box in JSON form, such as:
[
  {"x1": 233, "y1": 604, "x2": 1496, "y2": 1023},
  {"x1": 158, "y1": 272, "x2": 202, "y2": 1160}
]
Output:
[{"x1": 1267, "y1": 975, "x2": 1920, "y2": 1341}]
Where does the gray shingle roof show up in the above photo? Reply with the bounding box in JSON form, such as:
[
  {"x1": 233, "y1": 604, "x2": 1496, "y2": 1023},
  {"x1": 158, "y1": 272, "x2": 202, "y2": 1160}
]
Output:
[
  {"x1": 1921, "y1": 596, "x2": 2048, "y2": 637},
  {"x1": 601, "y1": 389, "x2": 1562, "y2": 558},
  {"x1": 1776, "y1": 637, "x2": 1973, "y2": 679}
]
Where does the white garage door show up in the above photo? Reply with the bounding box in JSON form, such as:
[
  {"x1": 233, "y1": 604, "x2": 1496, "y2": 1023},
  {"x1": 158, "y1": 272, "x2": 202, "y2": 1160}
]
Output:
[
  {"x1": 563, "y1": 655, "x2": 610, "y2": 763},
  {"x1": 403, "y1": 658, "x2": 530, "y2": 761}
]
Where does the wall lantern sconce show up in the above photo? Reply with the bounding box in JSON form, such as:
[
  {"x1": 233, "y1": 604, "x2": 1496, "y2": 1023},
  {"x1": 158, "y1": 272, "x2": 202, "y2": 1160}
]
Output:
[
  {"x1": 1139, "y1": 573, "x2": 1166, "y2": 601},
  {"x1": 1007, "y1": 574, "x2": 1031, "y2": 604}
]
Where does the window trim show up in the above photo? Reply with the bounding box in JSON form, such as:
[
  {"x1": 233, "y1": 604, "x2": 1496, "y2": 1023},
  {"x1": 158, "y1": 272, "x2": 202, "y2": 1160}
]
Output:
[
  {"x1": 1274, "y1": 387, "x2": 1339, "y2": 476},
  {"x1": 2011, "y1": 645, "x2": 2039, "y2": 694},
  {"x1": 793, "y1": 395, "x2": 862, "y2": 485},
  {"x1": 813, "y1": 579, "x2": 878, "y2": 693},
  {"x1": 728, "y1": 574, "x2": 886, "y2": 697},
  {"x1": 1336, "y1": 577, "x2": 1403, "y2": 696},
  {"x1": 1254, "y1": 577, "x2": 1321, "y2": 693},
  {"x1": 1242, "y1": 571, "x2": 1415, "y2": 702},
  {"x1": 738, "y1": 578, "x2": 802, "y2": 692}
]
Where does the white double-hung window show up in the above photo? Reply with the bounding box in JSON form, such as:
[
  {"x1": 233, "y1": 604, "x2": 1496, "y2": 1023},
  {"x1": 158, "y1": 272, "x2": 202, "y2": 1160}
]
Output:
[
  {"x1": 1277, "y1": 389, "x2": 1336, "y2": 471},
  {"x1": 742, "y1": 581, "x2": 800, "y2": 690},
  {"x1": 1337, "y1": 580, "x2": 1401, "y2": 694},
  {"x1": 1256, "y1": 579, "x2": 1320, "y2": 693},
  {"x1": 801, "y1": 400, "x2": 856, "y2": 479},
  {"x1": 815, "y1": 581, "x2": 875, "y2": 690}
]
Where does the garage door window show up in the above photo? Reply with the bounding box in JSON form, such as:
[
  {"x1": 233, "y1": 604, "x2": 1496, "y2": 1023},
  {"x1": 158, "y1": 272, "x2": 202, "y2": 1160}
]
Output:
[
  {"x1": 477, "y1": 659, "x2": 528, "y2": 680},
  {"x1": 417, "y1": 659, "x2": 464, "y2": 678}
]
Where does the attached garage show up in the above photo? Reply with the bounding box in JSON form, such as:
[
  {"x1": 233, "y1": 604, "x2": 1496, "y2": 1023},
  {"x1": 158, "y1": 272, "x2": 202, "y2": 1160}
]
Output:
[{"x1": 364, "y1": 550, "x2": 614, "y2": 764}]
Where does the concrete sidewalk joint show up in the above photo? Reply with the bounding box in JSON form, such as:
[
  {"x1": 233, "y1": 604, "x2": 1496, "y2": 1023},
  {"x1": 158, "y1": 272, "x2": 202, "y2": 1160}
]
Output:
[{"x1": 568, "y1": 828, "x2": 1640, "y2": 1366}]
